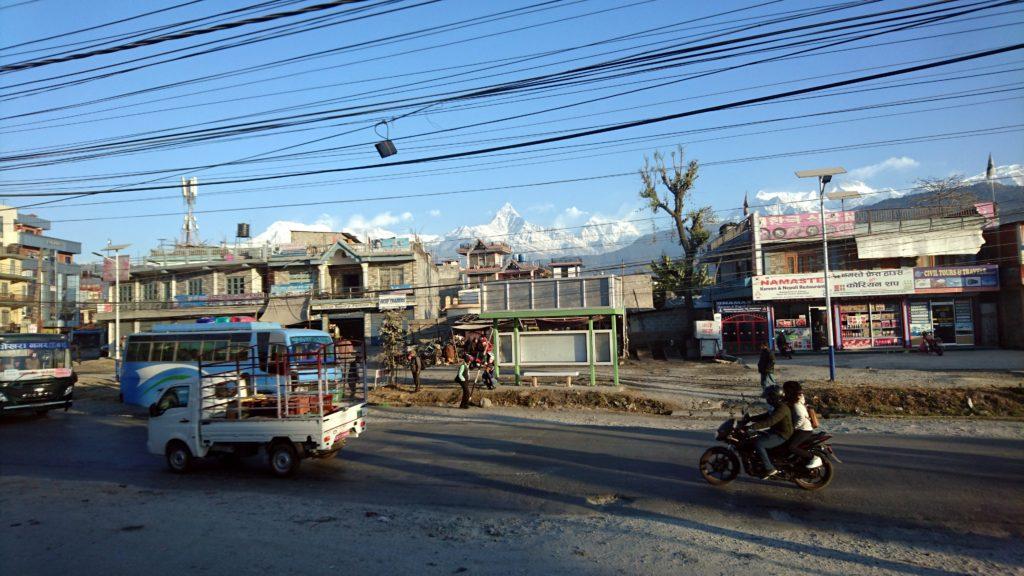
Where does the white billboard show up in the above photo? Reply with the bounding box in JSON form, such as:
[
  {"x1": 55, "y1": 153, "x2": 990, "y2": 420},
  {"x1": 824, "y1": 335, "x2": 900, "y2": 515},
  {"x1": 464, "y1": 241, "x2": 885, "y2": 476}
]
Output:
[{"x1": 752, "y1": 269, "x2": 914, "y2": 301}]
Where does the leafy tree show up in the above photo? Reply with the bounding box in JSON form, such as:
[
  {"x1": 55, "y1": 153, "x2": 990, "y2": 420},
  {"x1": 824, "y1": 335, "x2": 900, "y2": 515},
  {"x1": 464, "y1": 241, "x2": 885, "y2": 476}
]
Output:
[
  {"x1": 377, "y1": 310, "x2": 407, "y2": 386},
  {"x1": 640, "y1": 146, "x2": 715, "y2": 311}
]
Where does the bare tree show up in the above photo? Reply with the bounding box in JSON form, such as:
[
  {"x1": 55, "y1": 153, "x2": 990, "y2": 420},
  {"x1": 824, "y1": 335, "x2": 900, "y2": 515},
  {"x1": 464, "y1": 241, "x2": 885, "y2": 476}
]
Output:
[
  {"x1": 639, "y1": 146, "x2": 715, "y2": 311},
  {"x1": 914, "y1": 175, "x2": 975, "y2": 207}
]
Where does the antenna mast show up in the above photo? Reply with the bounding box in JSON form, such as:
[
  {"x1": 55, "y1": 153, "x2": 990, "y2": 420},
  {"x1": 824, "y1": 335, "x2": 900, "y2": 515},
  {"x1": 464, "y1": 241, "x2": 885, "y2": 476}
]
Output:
[{"x1": 181, "y1": 176, "x2": 199, "y2": 246}]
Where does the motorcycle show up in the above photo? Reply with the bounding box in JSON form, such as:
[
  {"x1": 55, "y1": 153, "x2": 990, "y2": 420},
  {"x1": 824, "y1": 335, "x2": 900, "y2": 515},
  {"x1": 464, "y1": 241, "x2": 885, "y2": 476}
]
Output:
[
  {"x1": 918, "y1": 331, "x2": 944, "y2": 355},
  {"x1": 699, "y1": 416, "x2": 840, "y2": 491}
]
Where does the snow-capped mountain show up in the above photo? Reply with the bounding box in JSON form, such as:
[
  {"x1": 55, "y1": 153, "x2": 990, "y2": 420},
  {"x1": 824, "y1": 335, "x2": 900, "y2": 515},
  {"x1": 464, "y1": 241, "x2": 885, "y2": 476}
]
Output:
[
  {"x1": 754, "y1": 180, "x2": 908, "y2": 215},
  {"x1": 247, "y1": 220, "x2": 333, "y2": 245},
  {"x1": 428, "y1": 203, "x2": 641, "y2": 260},
  {"x1": 965, "y1": 163, "x2": 1024, "y2": 186}
]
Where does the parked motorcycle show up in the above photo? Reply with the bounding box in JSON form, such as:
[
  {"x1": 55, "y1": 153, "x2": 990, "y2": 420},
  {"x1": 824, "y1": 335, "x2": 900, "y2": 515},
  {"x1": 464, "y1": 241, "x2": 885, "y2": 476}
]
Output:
[
  {"x1": 918, "y1": 331, "x2": 944, "y2": 355},
  {"x1": 699, "y1": 417, "x2": 840, "y2": 491}
]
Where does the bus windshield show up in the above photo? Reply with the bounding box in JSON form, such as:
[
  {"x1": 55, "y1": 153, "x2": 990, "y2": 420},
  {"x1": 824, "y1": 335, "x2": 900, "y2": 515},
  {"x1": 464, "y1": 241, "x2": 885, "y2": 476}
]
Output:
[
  {"x1": 0, "y1": 343, "x2": 70, "y2": 376},
  {"x1": 290, "y1": 335, "x2": 334, "y2": 363}
]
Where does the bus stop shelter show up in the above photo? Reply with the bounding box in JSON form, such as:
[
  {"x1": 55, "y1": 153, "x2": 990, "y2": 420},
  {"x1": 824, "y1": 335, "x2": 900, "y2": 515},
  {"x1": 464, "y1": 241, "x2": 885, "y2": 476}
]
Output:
[{"x1": 478, "y1": 277, "x2": 624, "y2": 386}]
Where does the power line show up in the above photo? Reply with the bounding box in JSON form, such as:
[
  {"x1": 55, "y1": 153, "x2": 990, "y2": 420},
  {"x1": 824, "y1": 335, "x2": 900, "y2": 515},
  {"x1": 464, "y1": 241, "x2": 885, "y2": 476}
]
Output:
[
  {"x1": 0, "y1": 0, "x2": 368, "y2": 72},
  {"x1": 7, "y1": 42, "x2": 1022, "y2": 198}
]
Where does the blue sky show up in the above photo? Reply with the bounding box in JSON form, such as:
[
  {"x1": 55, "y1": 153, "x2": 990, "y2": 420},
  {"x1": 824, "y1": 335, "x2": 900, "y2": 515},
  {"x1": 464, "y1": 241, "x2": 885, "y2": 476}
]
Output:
[{"x1": 1, "y1": 0, "x2": 1021, "y2": 258}]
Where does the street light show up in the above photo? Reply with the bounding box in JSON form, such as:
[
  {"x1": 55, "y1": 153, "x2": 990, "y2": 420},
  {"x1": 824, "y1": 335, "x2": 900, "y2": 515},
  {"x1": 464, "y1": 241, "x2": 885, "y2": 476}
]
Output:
[
  {"x1": 795, "y1": 167, "x2": 846, "y2": 382},
  {"x1": 93, "y1": 242, "x2": 130, "y2": 362},
  {"x1": 827, "y1": 188, "x2": 862, "y2": 212}
]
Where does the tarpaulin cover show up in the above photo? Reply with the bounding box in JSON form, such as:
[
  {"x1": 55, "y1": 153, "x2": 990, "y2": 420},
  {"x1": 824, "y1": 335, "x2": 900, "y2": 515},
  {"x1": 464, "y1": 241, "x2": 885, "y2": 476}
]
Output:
[{"x1": 258, "y1": 295, "x2": 310, "y2": 326}]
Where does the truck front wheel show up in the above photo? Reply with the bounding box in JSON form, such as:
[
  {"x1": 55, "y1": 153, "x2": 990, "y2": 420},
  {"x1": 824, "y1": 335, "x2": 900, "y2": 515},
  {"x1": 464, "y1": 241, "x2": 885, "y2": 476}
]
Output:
[
  {"x1": 166, "y1": 440, "x2": 193, "y2": 474},
  {"x1": 268, "y1": 442, "x2": 300, "y2": 478}
]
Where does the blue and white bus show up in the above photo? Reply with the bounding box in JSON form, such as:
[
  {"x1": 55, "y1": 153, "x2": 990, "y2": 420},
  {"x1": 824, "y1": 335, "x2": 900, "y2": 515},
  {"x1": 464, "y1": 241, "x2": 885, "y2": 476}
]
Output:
[{"x1": 119, "y1": 321, "x2": 343, "y2": 407}]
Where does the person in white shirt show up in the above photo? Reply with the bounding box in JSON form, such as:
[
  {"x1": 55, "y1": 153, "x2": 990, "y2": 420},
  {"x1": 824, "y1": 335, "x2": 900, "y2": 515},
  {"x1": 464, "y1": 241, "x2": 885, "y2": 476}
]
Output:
[{"x1": 783, "y1": 380, "x2": 822, "y2": 469}]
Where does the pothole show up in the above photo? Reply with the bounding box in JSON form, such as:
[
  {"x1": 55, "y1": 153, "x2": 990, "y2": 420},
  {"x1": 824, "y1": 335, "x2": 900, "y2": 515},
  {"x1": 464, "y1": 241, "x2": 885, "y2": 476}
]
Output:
[{"x1": 585, "y1": 493, "x2": 634, "y2": 506}]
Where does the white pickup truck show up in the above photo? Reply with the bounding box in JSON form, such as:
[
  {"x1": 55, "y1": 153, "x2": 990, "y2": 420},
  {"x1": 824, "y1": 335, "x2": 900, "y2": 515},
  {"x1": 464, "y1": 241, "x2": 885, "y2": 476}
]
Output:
[{"x1": 146, "y1": 376, "x2": 366, "y2": 477}]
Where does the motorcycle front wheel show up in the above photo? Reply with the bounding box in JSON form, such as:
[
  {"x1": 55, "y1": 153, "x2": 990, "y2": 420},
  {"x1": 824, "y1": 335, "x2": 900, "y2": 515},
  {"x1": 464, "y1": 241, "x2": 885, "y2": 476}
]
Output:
[
  {"x1": 699, "y1": 446, "x2": 740, "y2": 486},
  {"x1": 792, "y1": 455, "x2": 835, "y2": 491}
]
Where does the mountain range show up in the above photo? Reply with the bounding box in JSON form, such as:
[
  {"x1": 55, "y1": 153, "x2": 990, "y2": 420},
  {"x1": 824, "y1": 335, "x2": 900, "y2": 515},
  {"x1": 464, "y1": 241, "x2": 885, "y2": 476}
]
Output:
[{"x1": 246, "y1": 165, "x2": 1023, "y2": 269}]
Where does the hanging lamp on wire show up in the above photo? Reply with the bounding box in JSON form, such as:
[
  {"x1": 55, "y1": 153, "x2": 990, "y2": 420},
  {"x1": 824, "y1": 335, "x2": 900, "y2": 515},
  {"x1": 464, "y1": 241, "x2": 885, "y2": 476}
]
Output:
[{"x1": 374, "y1": 119, "x2": 397, "y2": 158}]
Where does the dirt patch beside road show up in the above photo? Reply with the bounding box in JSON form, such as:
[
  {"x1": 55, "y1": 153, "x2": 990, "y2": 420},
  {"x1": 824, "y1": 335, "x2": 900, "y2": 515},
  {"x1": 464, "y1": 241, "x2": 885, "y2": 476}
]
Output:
[
  {"x1": 807, "y1": 385, "x2": 1024, "y2": 418},
  {"x1": 370, "y1": 387, "x2": 675, "y2": 415}
]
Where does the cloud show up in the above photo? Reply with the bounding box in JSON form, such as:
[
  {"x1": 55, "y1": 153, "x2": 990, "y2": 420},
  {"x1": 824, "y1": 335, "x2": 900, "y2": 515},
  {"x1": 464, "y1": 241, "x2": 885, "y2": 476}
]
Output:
[
  {"x1": 526, "y1": 202, "x2": 556, "y2": 213},
  {"x1": 400, "y1": 211, "x2": 413, "y2": 221},
  {"x1": 846, "y1": 156, "x2": 919, "y2": 180},
  {"x1": 428, "y1": 209, "x2": 441, "y2": 217},
  {"x1": 564, "y1": 206, "x2": 587, "y2": 219},
  {"x1": 553, "y1": 205, "x2": 589, "y2": 228}
]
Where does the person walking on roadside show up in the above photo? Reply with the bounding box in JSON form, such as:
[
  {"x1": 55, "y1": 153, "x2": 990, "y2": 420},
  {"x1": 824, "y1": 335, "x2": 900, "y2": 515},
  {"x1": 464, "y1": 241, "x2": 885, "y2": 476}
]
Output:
[
  {"x1": 347, "y1": 358, "x2": 361, "y2": 398},
  {"x1": 455, "y1": 354, "x2": 471, "y2": 409},
  {"x1": 757, "y1": 343, "x2": 776, "y2": 389},
  {"x1": 408, "y1": 349, "x2": 423, "y2": 392},
  {"x1": 775, "y1": 330, "x2": 793, "y2": 359}
]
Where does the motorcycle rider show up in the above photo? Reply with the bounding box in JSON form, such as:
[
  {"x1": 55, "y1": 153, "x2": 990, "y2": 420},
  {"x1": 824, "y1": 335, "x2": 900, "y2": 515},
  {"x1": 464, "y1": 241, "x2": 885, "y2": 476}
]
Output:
[
  {"x1": 783, "y1": 380, "x2": 823, "y2": 469},
  {"x1": 745, "y1": 384, "x2": 793, "y2": 478}
]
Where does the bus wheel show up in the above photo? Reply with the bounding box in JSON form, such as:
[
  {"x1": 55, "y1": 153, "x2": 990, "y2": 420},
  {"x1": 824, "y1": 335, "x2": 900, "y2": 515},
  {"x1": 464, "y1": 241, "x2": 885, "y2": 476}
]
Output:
[
  {"x1": 269, "y1": 442, "x2": 300, "y2": 478},
  {"x1": 166, "y1": 441, "x2": 193, "y2": 474}
]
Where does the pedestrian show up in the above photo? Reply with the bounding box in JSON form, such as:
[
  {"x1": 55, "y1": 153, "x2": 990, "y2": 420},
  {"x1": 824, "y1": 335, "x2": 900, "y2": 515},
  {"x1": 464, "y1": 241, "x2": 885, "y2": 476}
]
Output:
[
  {"x1": 408, "y1": 349, "x2": 423, "y2": 392},
  {"x1": 480, "y1": 352, "x2": 495, "y2": 390},
  {"x1": 775, "y1": 331, "x2": 792, "y2": 360},
  {"x1": 757, "y1": 343, "x2": 776, "y2": 389},
  {"x1": 455, "y1": 353, "x2": 471, "y2": 409},
  {"x1": 347, "y1": 358, "x2": 361, "y2": 398}
]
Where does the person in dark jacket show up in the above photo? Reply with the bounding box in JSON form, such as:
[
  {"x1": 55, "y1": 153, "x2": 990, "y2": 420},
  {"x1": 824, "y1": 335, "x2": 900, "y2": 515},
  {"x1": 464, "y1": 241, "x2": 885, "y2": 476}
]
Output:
[
  {"x1": 455, "y1": 354, "x2": 471, "y2": 409},
  {"x1": 407, "y1": 349, "x2": 423, "y2": 392},
  {"x1": 757, "y1": 343, "x2": 776, "y2": 389},
  {"x1": 775, "y1": 331, "x2": 793, "y2": 359},
  {"x1": 746, "y1": 385, "x2": 793, "y2": 478}
]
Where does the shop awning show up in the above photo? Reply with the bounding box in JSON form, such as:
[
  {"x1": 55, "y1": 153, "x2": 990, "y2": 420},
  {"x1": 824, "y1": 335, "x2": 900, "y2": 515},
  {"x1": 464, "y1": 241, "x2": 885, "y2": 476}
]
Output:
[{"x1": 258, "y1": 295, "x2": 310, "y2": 326}]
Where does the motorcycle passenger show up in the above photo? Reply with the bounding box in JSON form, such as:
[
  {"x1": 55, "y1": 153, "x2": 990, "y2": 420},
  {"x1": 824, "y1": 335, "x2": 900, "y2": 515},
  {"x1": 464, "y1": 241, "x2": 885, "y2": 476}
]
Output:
[
  {"x1": 745, "y1": 385, "x2": 792, "y2": 478},
  {"x1": 783, "y1": 381, "x2": 823, "y2": 469}
]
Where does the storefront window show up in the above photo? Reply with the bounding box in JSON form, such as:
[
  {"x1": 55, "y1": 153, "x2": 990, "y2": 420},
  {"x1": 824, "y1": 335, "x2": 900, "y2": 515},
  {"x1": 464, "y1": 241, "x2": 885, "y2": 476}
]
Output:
[
  {"x1": 909, "y1": 300, "x2": 975, "y2": 345},
  {"x1": 839, "y1": 302, "x2": 902, "y2": 348}
]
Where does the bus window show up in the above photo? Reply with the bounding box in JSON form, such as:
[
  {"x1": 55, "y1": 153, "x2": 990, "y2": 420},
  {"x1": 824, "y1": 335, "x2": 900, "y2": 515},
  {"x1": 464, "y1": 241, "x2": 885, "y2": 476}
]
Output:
[
  {"x1": 176, "y1": 341, "x2": 201, "y2": 362},
  {"x1": 201, "y1": 340, "x2": 229, "y2": 362},
  {"x1": 257, "y1": 332, "x2": 270, "y2": 372},
  {"x1": 125, "y1": 341, "x2": 150, "y2": 362},
  {"x1": 230, "y1": 344, "x2": 250, "y2": 361},
  {"x1": 153, "y1": 341, "x2": 176, "y2": 362}
]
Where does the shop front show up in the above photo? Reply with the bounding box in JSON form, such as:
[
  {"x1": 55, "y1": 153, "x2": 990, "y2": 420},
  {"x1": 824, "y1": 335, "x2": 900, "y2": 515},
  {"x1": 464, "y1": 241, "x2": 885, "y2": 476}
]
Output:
[
  {"x1": 836, "y1": 299, "x2": 905, "y2": 349},
  {"x1": 908, "y1": 265, "x2": 1000, "y2": 347},
  {"x1": 753, "y1": 268, "x2": 915, "y2": 352},
  {"x1": 714, "y1": 300, "x2": 770, "y2": 355}
]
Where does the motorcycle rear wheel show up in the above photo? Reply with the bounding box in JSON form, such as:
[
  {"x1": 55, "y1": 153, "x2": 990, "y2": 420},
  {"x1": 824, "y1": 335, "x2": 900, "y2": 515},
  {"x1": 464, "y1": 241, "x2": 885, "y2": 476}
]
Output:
[
  {"x1": 792, "y1": 455, "x2": 834, "y2": 491},
  {"x1": 699, "y1": 447, "x2": 740, "y2": 486}
]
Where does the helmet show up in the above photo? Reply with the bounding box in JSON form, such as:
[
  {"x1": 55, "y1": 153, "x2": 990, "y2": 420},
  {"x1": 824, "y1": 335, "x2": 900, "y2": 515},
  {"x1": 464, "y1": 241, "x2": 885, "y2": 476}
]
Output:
[{"x1": 762, "y1": 385, "x2": 784, "y2": 405}]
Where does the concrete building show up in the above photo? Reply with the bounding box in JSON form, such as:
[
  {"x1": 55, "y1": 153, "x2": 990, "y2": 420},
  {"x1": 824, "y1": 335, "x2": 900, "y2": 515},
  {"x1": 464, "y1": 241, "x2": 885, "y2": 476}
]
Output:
[
  {"x1": 95, "y1": 234, "x2": 441, "y2": 346},
  {"x1": 697, "y1": 202, "x2": 1005, "y2": 354},
  {"x1": 13, "y1": 212, "x2": 82, "y2": 333},
  {"x1": 457, "y1": 240, "x2": 512, "y2": 286},
  {"x1": 0, "y1": 205, "x2": 33, "y2": 332}
]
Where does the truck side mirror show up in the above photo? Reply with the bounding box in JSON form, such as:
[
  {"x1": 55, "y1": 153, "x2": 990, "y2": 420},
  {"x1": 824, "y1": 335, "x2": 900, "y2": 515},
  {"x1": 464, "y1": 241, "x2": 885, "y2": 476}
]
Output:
[{"x1": 149, "y1": 404, "x2": 160, "y2": 417}]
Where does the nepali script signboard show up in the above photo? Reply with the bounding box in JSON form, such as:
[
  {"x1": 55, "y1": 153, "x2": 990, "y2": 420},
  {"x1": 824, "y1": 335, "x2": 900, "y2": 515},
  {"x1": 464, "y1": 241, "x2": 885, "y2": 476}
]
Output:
[
  {"x1": 758, "y1": 211, "x2": 855, "y2": 243},
  {"x1": 753, "y1": 269, "x2": 914, "y2": 301}
]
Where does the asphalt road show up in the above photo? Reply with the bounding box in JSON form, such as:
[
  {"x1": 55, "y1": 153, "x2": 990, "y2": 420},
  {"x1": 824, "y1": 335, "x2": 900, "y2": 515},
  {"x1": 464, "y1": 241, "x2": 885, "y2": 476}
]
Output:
[{"x1": 2, "y1": 400, "x2": 1022, "y2": 575}]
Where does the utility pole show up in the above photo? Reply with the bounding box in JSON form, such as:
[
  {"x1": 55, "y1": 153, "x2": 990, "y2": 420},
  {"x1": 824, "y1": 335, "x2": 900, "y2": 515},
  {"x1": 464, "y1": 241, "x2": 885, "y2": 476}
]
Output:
[{"x1": 796, "y1": 167, "x2": 847, "y2": 383}]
